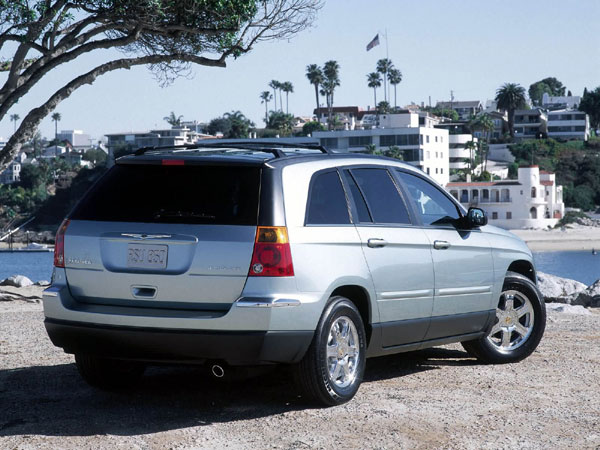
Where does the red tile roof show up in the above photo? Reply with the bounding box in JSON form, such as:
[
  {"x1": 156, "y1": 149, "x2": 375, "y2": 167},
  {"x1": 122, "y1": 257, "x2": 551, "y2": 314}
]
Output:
[{"x1": 540, "y1": 180, "x2": 554, "y2": 186}]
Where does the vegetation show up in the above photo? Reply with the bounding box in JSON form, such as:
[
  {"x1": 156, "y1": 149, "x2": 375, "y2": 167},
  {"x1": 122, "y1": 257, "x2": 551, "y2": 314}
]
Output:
[
  {"x1": 509, "y1": 138, "x2": 600, "y2": 210},
  {"x1": 301, "y1": 120, "x2": 325, "y2": 136},
  {"x1": 556, "y1": 210, "x2": 589, "y2": 228},
  {"x1": 321, "y1": 60, "x2": 341, "y2": 129},
  {"x1": 10, "y1": 113, "x2": 20, "y2": 132},
  {"x1": 376, "y1": 58, "x2": 394, "y2": 103},
  {"x1": 425, "y1": 107, "x2": 459, "y2": 121},
  {"x1": 163, "y1": 112, "x2": 183, "y2": 127},
  {"x1": 281, "y1": 81, "x2": 294, "y2": 114},
  {"x1": 266, "y1": 111, "x2": 295, "y2": 136},
  {"x1": 495, "y1": 83, "x2": 527, "y2": 139},
  {"x1": 367, "y1": 72, "x2": 381, "y2": 109},
  {"x1": 579, "y1": 87, "x2": 600, "y2": 130},
  {"x1": 207, "y1": 111, "x2": 254, "y2": 138},
  {"x1": 0, "y1": 0, "x2": 321, "y2": 172},
  {"x1": 259, "y1": 91, "x2": 273, "y2": 125},
  {"x1": 528, "y1": 77, "x2": 566, "y2": 106},
  {"x1": 305, "y1": 64, "x2": 324, "y2": 112},
  {"x1": 388, "y1": 68, "x2": 402, "y2": 109}
]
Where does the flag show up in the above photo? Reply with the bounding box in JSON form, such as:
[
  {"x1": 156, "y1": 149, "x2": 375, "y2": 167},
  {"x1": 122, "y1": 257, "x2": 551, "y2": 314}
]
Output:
[{"x1": 366, "y1": 34, "x2": 380, "y2": 51}]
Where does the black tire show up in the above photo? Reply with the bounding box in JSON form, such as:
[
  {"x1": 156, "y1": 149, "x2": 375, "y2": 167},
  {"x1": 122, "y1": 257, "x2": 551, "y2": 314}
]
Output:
[
  {"x1": 462, "y1": 271, "x2": 546, "y2": 364},
  {"x1": 293, "y1": 296, "x2": 367, "y2": 406},
  {"x1": 75, "y1": 353, "x2": 145, "y2": 390}
]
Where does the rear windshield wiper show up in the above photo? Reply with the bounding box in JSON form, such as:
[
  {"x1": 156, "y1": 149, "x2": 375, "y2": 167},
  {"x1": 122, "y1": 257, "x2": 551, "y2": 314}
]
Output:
[{"x1": 153, "y1": 210, "x2": 216, "y2": 220}]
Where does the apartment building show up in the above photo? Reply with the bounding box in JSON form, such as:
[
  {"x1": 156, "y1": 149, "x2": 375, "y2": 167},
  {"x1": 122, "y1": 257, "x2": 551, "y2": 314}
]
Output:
[
  {"x1": 434, "y1": 122, "x2": 476, "y2": 172},
  {"x1": 105, "y1": 126, "x2": 198, "y2": 161},
  {"x1": 56, "y1": 130, "x2": 91, "y2": 151},
  {"x1": 546, "y1": 109, "x2": 590, "y2": 141},
  {"x1": 446, "y1": 165, "x2": 564, "y2": 229},
  {"x1": 0, "y1": 159, "x2": 21, "y2": 184},
  {"x1": 513, "y1": 109, "x2": 548, "y2": 140},
  {"x1": 313, "y1": 112, "x2": 450, "y2": 185},
  {"x1": 435, "y1": 101, "x2": 483, "y2": 120}
]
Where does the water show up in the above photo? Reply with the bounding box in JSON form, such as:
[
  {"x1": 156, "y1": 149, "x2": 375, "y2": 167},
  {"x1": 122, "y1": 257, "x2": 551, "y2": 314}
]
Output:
[
  {"x1": 0, "y1": 252, "x2": 54, "y2": 282},
  {"x1": 0, "y1": 249, "x2": 598, "y2": 287},
  {"x1": 533, "y1": 251, "x2": 600, "y2": 286}
]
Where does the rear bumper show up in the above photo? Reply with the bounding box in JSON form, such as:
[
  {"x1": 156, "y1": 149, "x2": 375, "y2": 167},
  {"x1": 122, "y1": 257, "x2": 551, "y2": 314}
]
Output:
[{"x1": 44, "y1": 318, "x2": 313, "y2": 365}]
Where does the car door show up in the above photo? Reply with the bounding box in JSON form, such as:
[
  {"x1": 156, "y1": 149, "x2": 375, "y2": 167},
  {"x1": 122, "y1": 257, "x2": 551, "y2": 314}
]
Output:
[
  {"x1": 341, "y1": 167, "x2": 435, "y2": 348},
  {"x1": 394, "y1": 169, "x2": 495, "y2": 340}
]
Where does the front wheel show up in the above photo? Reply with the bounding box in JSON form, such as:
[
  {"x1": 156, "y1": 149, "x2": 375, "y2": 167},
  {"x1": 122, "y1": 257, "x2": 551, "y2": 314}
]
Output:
[
  {"x1": 462, "y1": 271, "x2": 546, "y2": 364},
  {"x1": 294, "y1": 296, "x2": 367, "y2": 406}
]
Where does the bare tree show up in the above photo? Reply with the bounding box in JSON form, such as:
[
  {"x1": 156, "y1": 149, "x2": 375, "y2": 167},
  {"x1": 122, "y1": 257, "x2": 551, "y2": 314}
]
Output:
[{"x1": 0, "y1": 0, "x2": 322, "y2": 171}]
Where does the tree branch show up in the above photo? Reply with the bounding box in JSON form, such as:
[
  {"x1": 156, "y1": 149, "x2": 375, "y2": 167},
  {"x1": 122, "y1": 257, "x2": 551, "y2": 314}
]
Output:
[{"x1": 0, "y1": 53, "x2": 225, "y2": 171}]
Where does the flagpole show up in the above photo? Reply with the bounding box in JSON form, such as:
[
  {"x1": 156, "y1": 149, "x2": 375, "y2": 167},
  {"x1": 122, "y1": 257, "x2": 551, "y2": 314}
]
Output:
[{"x1": 385, "y1": 28, "x2": 389, "y2": 59}]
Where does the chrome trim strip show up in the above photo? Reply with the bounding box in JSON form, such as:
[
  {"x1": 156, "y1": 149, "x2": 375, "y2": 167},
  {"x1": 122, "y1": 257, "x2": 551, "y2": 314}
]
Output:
[
  {"x1": 380, "y1": 289, "x2": 433, "y2": 300},
  {"x1": 236, "y1": 298, "x2": 301, "y2": 308},
  {"x1": 436, "y1": 286, "x2": 492, "y2": 296}
]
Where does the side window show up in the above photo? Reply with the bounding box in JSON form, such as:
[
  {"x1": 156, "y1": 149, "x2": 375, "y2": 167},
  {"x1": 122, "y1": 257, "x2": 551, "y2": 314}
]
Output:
[
  {"x1": 350, "y1": 168, "x2": 411, "y2": 224},
  {"x1": 306, "y1": 170, "x2": 351, "y2": 225},
  {"x1": 344, "y1": 171, "x2": 372, "y2": 223},
  {"x1": 397, "y1": 170, "x2": 461, "y2": 226}
]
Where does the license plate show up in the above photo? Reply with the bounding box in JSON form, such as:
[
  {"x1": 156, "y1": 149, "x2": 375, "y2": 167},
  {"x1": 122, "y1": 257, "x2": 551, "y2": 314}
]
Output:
[{"x1": 127, "y1": 244, "x2": 168, "y2": 269}]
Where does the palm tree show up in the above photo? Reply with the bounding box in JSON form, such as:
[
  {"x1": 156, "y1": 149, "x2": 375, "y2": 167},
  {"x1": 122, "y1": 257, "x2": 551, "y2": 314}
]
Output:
[
  {"x1": 495, "y1": 83, "x2": 527, "y2": 139},
  {"x1": 51, "y1": 112, "x2": 61, "y2": 142},
  {"x1": 163, "y1": 111, "x2": 183, "y2": 127},
  {"x1": 322, "y1": 60, "x2": 340, "y2": 130},
  {"x1": 476, "y1": 113, "x2": 495, "y2": 173},
  {"x1": 367, "y1": 72, "x2": 381, "y2": 110},
  {"x1": 306, "y1": 64, "x2": 324, "y2": 113},
  {"x1": 376, "y1": 58, "x2": 394, "y2": 103},
  {"x1": 10, "y1": 113, "x2": 20, "y2": 132},
  {"x1": 388, "y1": 68, "x2": 402, "y2": 110},
  {"x1": 269, "y1": 80, "x2": 280, "y2": 112},
  {"x1": 281, "y1": 81, "x2": 294, "y2": 114},
  {"x1": 465, "y1": 140, "x2": 478, "y2": 175},
  {"x1": 260, "y1": 91, "x2": 272, "y2": 125}
]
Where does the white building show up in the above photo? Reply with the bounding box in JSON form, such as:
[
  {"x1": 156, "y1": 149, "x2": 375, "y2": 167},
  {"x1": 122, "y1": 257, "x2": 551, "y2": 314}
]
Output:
[
  {"x1": 514, "y1": 109, "x2": 548, "y2": 140},
  {"x1": 546, "y1": 109, "x2": 590, "y2": 141},
  {"x1": 313, "y1": 111, "x2": 450, "y2": 185},
  {"x1": 0, "y1": 159, "x2": 21, "y2": 184},
  {"x1": 105, "y1": 127, "x2": 198, "y2": 161},
  {"x1": 435, "y1": 100, "x2": 483, "y2": 120},
  {"x1": 446, "y1": 166, "x2": 564, "y2": 229},
  {"x1": 542, "y1": 93, "x2": 581, "y2": 109},
  {"x1": 313, "y1": 106, "x2": 365, "y2": 130},
  {"x1": 434, "y1": 122, "x2": 476, "y2": 172},
  {"x1": 56, "y1": 129, "x2": 91, "y2": 151}
]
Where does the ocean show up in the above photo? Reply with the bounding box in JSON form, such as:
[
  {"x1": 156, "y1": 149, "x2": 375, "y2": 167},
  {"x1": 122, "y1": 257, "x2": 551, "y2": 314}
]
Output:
[{"x1": 0, "y1": 250, "x2": 599, "y2": 286}]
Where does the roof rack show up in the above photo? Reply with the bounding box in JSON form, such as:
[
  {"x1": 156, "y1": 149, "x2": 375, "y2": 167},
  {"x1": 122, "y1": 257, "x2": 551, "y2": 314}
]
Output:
[{"x1": 133, "y1": 141, "x2": 332, "y2": 158}]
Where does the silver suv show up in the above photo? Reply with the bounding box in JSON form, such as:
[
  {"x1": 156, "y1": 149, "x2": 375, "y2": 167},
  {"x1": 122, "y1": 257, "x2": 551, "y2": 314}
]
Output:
[{"x1": 43, "y1": 143, "x2": 546, "y2": 406}]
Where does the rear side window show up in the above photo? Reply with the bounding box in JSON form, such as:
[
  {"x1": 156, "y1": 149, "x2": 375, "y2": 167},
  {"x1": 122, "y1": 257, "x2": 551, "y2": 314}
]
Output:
[
  {"x1": 306, "y1": 170, "x2": 351, "y2": 225},
  {"x1": 71, "y1": 164, "x2": 260, "y2": 225},
  {"x1": 350, "y1": 168, "x2": 411, "y2": 224},
  {"x1": 396, "y1": 170, "x2": 461, "y2": 226}
]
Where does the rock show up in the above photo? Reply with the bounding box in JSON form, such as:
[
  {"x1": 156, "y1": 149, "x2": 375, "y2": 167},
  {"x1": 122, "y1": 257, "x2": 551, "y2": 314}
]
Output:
[
  {"x1": 536, "y1": 272, "x2": 587, "y2": 304},
  {"x1": 0, "y1": 275, "x2": 34, "y2": 288},
  {"x1": 546, "y1": 303, "x2": 592, "y2": 315},
  {"x1": 573, "y1": 280, "x2": 600, "y2": 307},
  {"x1": 34, "y1": 280, "x2": 51, "y2": 286}
]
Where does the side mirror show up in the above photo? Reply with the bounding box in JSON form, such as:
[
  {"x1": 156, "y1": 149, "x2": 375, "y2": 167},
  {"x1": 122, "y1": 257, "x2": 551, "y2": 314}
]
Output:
[{"x1": 466, "y1": 207, "x2": 488, "y2": 228}]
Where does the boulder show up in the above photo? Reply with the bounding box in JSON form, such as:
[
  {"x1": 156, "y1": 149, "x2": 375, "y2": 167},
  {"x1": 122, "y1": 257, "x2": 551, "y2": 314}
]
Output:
[
  {"x1": 536, "y1": 272, "x2": 587, "y2": 304},
  {"x1": 34, "y1": 280, "x2": 51, "y2": 286},
  {"x1": 573, "y1": 280, "x2": 600, "y2": 307},
  {"x1": 0, "y1": 275, "x2": 34, "y2": 288},
  {"x1": 546, "y1": 303, "x2": 592, "y2": 315}
]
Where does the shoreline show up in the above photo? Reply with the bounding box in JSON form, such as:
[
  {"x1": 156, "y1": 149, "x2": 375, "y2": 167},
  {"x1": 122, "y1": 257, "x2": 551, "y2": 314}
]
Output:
[{"x1": 510, "y1": 226, "x2": 600, "y2": 252}]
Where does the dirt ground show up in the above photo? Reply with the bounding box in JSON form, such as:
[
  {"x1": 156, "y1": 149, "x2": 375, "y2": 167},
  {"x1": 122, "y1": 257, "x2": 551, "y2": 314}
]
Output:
[{"x1": 1, "y1": 300, "x2": 599, "y2": 450}]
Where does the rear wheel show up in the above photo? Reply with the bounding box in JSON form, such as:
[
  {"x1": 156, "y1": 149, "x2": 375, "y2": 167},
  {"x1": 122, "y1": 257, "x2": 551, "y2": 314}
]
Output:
[
  {"x1": 75, "y1": 353, "x2": 145, "y2": 390},
  {"x1": 462, "y1": 271, "x2": 546, "y2": 364},
  {"x1": 294, "y1": 296, "x2": 366, "y2": 406}
]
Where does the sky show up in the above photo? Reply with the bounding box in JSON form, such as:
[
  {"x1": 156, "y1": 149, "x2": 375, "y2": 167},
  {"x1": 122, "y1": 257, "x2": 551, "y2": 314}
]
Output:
[{"x1": 1, "y1": 0, "x2": 599, "y2": 142}]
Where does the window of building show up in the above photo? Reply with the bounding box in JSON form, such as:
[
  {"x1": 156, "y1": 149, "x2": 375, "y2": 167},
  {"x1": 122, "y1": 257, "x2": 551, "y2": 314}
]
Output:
[
  {"x1": 349, "y1": 169, "x2": 410, "y2": 224},
  {"x1": 531, "y1": 187, "x2": 537, "y2": 198},
  {"x1": 379, "y1": 135, "x2": 395, "y2": 147},
  {"x1": 320, "y1": 138, "x2": 338, "y2": 150},
  {"x1": 520, "y1": 190, "x2": 523, "y2": 195},
  {"x1": 426, "y1": 151, "x2": 430, "y2": 159},
  {"x1": 492, "y1": 212, "x2": 498, "y2": 220},
  {"x1": 426, "y1": 135, "x2": 430, "y2": 143},
  {"x1": 306, "y1": 171, "x2": 351, "y2": 225},
  {"x1": 396, "y1": 171, "x2": 461, "y2": 226},
  {"x1": 440, "y1": 152, "x2": 443, "y2": 158},
  {"x1": 460, "y1": 190, "x2": 469, "y2": 203},
  {"x1": 435, "y1": 168, "x2": 438, "y2": 174},
  {"x1": 506, "y1": 212, "x2": 512, "y2": 219},
  {"x1": 546, "y1": 190, "x2": 549, "y2": 196},
  {"x1": 349, "y1": 136, "x2": 372, "y2": 147},
  {"x1": 435, "y1": 136, "x2": 438, "y2": 143},
  {"x1": 441, "y1": 136, "x2": 443, "y2": 143},
  {"x1": 419, "y1": 135, "x2": 423, "y2": 145},
  {"x1": 482, "y1": 189, "x2": 489, "y2": 201},
  {"x1": 440, "y1": 168, "x2": 443, "y2": 174},
  {"x1": 530, "y1": 207, "x2": 537, "y2": 219},
  {"x1": 435, "y1": 152, "x2": 438, "y2": 158},
  {"x1": 426, "y1": 168, "x2": 430, "y2": 174},
  {"x1": 408, "y1": 135, "x2": 419, "y2": 145}
]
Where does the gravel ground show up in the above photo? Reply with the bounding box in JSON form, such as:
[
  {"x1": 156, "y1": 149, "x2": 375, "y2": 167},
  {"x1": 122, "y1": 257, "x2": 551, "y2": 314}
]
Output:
[{"x1": 1, "y1": 299, "x2": 599, "y2": 450}]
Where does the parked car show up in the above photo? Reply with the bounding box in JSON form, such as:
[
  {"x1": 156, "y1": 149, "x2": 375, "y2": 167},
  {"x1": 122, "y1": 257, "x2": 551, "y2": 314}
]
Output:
[{"x1": 43, "y1": 143, "x2": 546, "y2": 406}]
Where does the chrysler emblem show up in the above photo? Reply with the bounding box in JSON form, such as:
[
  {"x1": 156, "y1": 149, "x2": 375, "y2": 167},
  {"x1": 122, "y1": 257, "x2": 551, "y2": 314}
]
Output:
[{"x1": 121, "y1": 233, "x2": 172, "y2": 240}]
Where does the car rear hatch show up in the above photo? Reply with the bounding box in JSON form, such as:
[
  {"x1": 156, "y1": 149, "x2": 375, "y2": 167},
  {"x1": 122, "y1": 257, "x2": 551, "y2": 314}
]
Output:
[{"x1": 63, "y1": 159, "x2": 261, "y2": 311}]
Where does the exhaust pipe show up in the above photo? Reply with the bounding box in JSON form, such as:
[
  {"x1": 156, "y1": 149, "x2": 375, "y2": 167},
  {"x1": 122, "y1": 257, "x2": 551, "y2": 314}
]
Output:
[{"x1": 211, "y1": 364, "x2": 225, "y2": 378}]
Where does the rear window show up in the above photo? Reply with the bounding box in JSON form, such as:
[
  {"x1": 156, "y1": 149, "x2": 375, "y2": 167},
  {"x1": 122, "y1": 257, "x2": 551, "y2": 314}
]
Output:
[{"x1": 71, "y1": 164, "x2": 260, "y2": 225}]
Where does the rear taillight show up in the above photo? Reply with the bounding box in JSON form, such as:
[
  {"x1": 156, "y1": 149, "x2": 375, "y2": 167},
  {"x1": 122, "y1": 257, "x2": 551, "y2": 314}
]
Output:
[
  {"x1": 53, "y1": 219, "x2": 70, "y2": 268},
  {"x1": 248, "y1": 226, "x2": 294, "y2": 277}
]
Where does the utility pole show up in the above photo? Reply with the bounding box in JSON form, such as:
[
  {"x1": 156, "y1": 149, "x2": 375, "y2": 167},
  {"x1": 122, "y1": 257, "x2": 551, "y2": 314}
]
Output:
[{"x1": 450, "y1": 90, "x2": 455, "y2": 111}]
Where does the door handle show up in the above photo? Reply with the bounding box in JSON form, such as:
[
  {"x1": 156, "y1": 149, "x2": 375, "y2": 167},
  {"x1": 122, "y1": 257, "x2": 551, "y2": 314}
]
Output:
[
  {"x1": 433, "y1": 240, "x2": 450, "y2": 250},
  {"x1": 367, "y1": 238, "x2": 388, "y2": 248}
]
